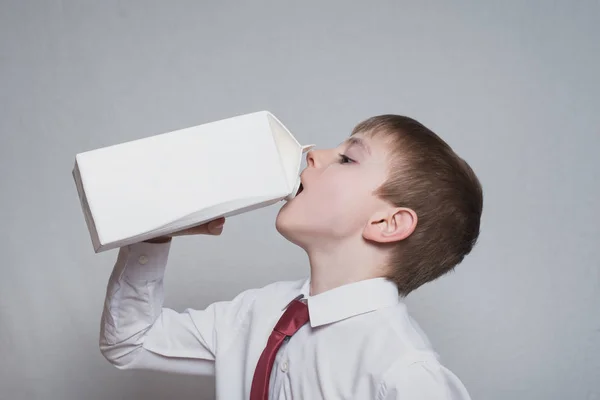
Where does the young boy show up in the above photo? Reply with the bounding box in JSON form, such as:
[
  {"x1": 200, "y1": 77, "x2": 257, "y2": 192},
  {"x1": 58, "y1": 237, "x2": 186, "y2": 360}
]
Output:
[{"x1": 100, "y1": 115, "x2": 483, "y2": 399}]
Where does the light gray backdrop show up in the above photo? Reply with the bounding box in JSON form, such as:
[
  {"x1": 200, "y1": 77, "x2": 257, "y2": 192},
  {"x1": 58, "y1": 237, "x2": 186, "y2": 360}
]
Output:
[{"x1": 1, "y1": 1, "x2": 598, "y2": 399}]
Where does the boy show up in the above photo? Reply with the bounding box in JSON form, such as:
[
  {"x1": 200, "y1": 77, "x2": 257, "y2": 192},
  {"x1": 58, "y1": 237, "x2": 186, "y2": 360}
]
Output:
[{"x1": 100, "y1": 115, "x2": 483, "y2": 399}]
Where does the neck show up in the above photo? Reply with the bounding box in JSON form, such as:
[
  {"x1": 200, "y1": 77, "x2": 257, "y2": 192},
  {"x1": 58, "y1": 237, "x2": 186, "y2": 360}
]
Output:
[{"x1": 305, "y1": 236, "x2": 388, "y2": 296}]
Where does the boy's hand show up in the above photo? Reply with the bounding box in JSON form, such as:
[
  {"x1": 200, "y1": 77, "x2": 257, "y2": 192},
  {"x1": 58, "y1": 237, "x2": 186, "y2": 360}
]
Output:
[{"x1": 144, "y1": 217, "x2": 226, "y2": 243}]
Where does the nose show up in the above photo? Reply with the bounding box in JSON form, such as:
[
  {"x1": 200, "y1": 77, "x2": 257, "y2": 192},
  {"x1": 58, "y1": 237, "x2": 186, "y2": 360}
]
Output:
[
  {"x1": 306, "y1": 150, "x2": 317, "y2": 168},
  {"x1": 305, "y1": 149, "x2": 330, "y2": 169},
  {"x1": 302, "y1": 149, "x2": 332, "y2": 184}
]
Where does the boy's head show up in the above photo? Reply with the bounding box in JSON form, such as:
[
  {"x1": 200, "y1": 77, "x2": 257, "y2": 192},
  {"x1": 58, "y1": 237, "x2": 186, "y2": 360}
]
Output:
[{"x1": 276, "y1": 115, "x2": 483, "y2": 295}]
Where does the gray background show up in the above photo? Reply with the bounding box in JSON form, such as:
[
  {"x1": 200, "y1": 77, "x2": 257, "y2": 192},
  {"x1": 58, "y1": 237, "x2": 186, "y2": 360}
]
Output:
[{"x1": 1, "y1": 1, "x2": 598, "y2": 399}]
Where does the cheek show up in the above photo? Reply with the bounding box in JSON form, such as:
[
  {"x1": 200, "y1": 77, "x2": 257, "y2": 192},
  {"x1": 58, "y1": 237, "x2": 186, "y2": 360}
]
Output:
[
  {"x1": 303, "y1": 175, "x2": 370, "y2": 222},
  {"x1": 277, "y1": 168, "x2": 380, "y2": 235},
  {"x1": 318, "y1": 181, "x2": 359, "y2": 210}
]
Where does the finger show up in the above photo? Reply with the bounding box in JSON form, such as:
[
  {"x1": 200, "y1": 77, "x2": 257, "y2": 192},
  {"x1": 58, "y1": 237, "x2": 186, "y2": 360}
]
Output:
[
  {"x1": 173, "y1": 217, "x2": 225, "y2": 236},
  {"x1": 207, "y1": 218, "x2": 225, "y2": 235},
  {"x1": 174, "y1": 225, "x2": 210, "y2": 236}
]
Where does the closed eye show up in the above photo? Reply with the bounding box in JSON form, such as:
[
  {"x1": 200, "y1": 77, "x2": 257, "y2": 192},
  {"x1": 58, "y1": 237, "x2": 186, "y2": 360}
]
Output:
[{"x1": 338, "y1": 154, "x2": 355, "y2": 164}]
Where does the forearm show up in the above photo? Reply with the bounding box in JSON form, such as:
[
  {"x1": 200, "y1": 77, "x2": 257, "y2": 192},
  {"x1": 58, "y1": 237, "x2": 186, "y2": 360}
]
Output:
[{"x1": 99, "y1": 241, "x2": 172, "y2": 368}]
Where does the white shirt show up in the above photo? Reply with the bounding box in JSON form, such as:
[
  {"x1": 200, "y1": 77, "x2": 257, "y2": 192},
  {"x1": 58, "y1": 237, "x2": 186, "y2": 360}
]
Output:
[{"x1": 100, "y1": 241, "x2": 471, "y2": 400}]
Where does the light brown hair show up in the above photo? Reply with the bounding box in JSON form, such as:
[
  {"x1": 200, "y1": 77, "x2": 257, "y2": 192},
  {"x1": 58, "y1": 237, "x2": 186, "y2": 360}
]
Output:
[{"x1": 353, "y1": 115, "x2": 483, "y2": 296}]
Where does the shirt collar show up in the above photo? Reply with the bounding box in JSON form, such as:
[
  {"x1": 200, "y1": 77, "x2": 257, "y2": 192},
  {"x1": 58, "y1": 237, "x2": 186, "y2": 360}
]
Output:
[{"x1": 295, "y1": 277, "x2": 400, "y2": 328}]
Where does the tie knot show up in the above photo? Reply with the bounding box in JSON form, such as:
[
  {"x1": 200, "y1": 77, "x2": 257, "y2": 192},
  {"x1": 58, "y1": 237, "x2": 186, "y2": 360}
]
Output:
[{"x1": 274, "y1": 299, "x2": 310, "y2": 336}]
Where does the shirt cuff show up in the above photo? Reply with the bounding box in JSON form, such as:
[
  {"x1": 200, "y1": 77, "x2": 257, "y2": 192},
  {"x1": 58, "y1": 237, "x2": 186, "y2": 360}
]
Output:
[{"x1": 121, "y1": 240, "x2": 172, "y2": 282}]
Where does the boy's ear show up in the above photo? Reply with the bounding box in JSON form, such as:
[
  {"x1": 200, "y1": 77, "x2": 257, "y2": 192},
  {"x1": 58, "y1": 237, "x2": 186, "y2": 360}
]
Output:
[{"x1": 362, "y1": 207, "x2": 418, "y2": 243}]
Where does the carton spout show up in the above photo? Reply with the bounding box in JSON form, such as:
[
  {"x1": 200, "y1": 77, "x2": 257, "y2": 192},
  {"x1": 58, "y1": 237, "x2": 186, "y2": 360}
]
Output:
[
  {"x1": 284, "y1": 144, "x2": 314, "y2": 201},
  {"x1": 284, "y1": 176, "x2": 302, "y2": 201}
]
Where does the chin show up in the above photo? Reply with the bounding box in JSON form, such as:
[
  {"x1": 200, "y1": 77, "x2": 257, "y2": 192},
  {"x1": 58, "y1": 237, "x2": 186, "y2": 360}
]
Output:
[{"x1": 275, "y1": 206, "x2": 310, "y2": 249}]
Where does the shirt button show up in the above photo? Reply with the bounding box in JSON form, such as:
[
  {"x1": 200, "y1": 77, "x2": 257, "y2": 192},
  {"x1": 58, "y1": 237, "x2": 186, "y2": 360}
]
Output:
[
  {"x1": 280, "y1": 361, "x2": 288, "y2": 373},
  {"x1": 138, "y1": 255, "x2": 149, "y2": 265}
]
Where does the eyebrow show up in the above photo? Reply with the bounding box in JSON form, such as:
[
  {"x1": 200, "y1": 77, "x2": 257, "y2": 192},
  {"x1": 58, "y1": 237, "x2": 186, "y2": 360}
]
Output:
[{"x1": 345, "y1": 136, "x2": 371, "y2": 155}]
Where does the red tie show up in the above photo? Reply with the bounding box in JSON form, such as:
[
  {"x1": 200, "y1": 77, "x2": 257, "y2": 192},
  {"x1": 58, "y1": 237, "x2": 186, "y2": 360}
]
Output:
[{"x1": 250, "y1": 299, "x2": 310, "y2": 400}]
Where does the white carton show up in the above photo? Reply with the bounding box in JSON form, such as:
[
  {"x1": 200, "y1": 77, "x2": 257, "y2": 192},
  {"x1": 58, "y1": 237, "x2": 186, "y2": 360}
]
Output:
[{"x1": 73, "y1": 111, "x2": 313, "y2": 253}]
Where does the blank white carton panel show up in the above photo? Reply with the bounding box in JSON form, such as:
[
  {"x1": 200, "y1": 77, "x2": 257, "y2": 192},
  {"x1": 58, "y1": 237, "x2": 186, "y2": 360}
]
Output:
[{"x1": 73, "y1": 111, "x2": 313, "y2": 253}]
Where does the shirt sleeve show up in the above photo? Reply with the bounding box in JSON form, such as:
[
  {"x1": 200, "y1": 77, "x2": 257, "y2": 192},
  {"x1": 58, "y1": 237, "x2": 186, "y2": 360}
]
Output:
[
  {"x1": 378, "y1": 358, "x2": 472, "y2": 400},
  {"x1": 99, "y1": 241, "x2": 257, "y2": 375}
]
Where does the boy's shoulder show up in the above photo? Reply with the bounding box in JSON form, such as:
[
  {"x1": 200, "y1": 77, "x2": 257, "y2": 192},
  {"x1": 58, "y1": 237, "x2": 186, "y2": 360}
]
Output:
[
  {"x1": 227, "y1": 278, "x2": 307, "y2": 315},
  {"x1": 251, "y1": 278, "x2": 307, "y2": 305}
]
